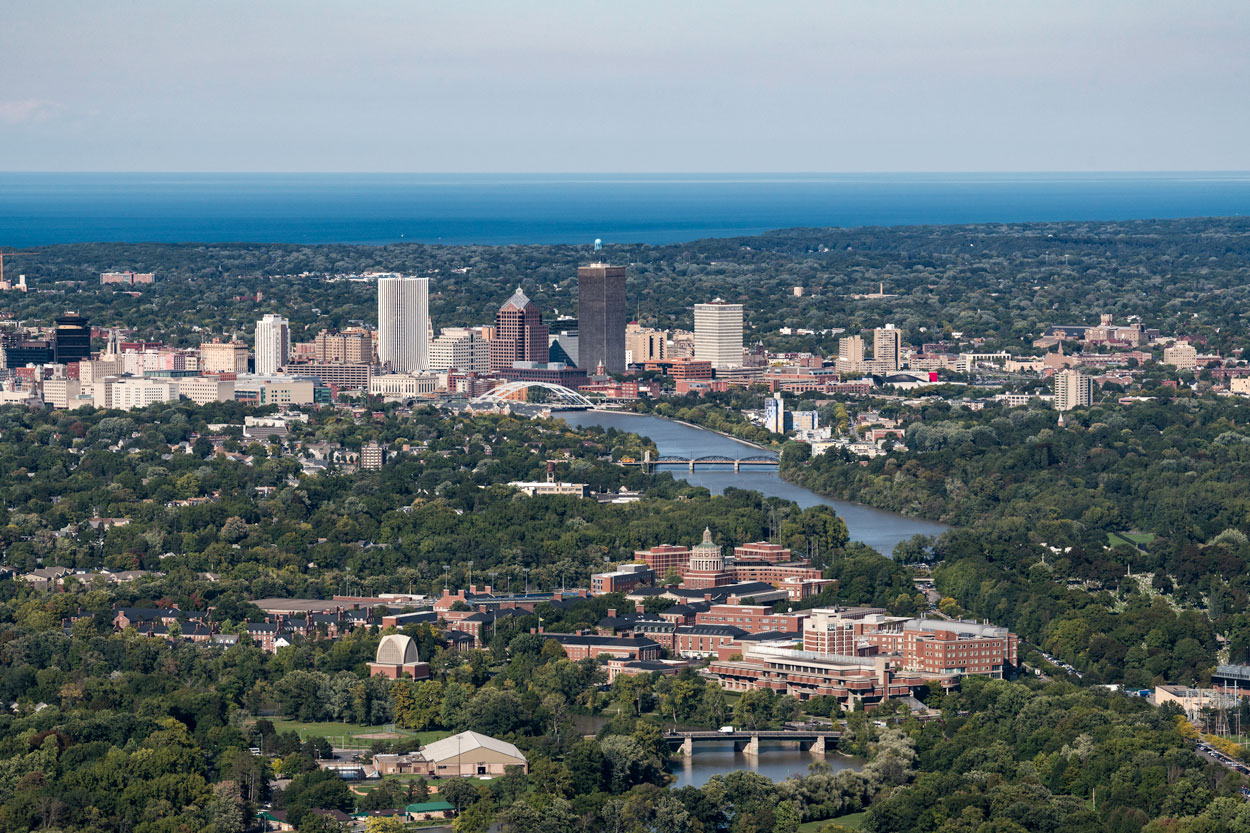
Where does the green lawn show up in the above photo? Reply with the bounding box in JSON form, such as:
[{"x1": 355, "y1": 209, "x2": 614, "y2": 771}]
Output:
[
  {"x1": 798, "y1": 811, "x2": 867, "y2": 832},
  {"x1": 266, "y1": 719, "x2": 449, "y2": 746}
]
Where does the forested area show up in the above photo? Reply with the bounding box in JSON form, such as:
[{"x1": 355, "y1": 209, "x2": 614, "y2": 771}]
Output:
[
  {"x1": 8, "y1": 217, "x2": 1250, "y2": 359},
  {"x1": 781, "y1": 394, "x2": 1250, "y2": 686}
]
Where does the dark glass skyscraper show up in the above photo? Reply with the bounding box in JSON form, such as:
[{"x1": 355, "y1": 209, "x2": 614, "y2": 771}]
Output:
[
  {"x1": 54, "y1": 314, "x2": 91, "y2": 363},
  {"x1": 577, "y1": 264, "x2": 626, "y2": 374}
]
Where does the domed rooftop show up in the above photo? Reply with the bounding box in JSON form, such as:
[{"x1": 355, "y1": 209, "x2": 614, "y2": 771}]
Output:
[{"x1": 376, "y1": 633, "x2": 419, "y2": 665}]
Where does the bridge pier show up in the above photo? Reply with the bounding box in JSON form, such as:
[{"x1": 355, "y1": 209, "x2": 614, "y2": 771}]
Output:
[
  {"x1": 679, "y1": 737, "x2": 695, "y2": 757},
  {"x1": 689, "y1": 459, "x2": 695, "y2": 472},
  {"x1": 806, "y1": 736, "x2": 827, "y2": 755},
  {"x1": 734, "y1": 460, "x2": 740, "y2": 472},
  {"x1": 742, "y1": 734, "x2": 759, "y2": 756},
  {"x1": 643, "y1": 450, "x2": 652, "y2": 474}
]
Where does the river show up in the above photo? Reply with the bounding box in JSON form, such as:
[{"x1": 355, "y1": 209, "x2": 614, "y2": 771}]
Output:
[
  {"x1": 668, "y1": 742, "x2": 866, "y2": 788},
  {"x1": 560, "y1": 411, "x2": 947, "y2": 555}
]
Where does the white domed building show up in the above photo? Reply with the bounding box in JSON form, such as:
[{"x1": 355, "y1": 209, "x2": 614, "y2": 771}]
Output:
[{"x1": 368, "y1": 633, "x2": 431, "y2": 679}]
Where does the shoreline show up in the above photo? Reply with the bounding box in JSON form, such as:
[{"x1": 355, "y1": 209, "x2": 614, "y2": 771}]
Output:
[
  {"x1": 564, "y1": 410, "x2": 949, "y2": 551},
  {"x1": 608, "y1": 409, "x2": 777, "y2": 455}
]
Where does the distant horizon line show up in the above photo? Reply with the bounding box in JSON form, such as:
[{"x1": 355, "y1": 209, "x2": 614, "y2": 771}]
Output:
[{"x1": 3, "y1": 169, "x2": 1250, "y2": 177}]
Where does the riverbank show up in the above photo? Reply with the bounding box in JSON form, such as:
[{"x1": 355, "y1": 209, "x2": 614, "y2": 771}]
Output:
[
  {"x1": 607, "y1": 409, "x2": 775, "y2": 454},
  {"x1": 560, "y1": 411, "x2": 947, "y2": 554}
]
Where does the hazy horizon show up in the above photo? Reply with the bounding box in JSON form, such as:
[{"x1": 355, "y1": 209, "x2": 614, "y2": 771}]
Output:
[{"x1": 4, "y1": 1, "x2": 1248, "y2": 173}]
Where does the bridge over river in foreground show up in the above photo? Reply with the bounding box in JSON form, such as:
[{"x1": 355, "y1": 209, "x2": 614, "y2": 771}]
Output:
[{"x1": 664, "y1": 729, "x2": 842, "y2": 756}]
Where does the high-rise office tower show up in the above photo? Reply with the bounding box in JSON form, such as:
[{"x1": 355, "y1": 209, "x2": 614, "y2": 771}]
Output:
[
  {"x1": 53, "y1": 313, "x2": 91, "y2": 364},
  {"x1": 873, "y1": 324, "x2": 901, "y2": 370},
  {"x1": 254, "y1": 314, "x2": 290, "y2": 375},
  {"x1": 1053, "y1": 369, "x2": 1092, "y2": 411},
  {"x1": 578, "y1": 263, "x2": 627, "y2": 374},
  {"x1": 490, "y1": 288, "x2": 549, "y2": 371},
  {"x1": 693, "y1": 300, "x2": 744, "y2": 369},
  {"x1": 377, "y1": 276, "x2": 430, "y2": 373}
]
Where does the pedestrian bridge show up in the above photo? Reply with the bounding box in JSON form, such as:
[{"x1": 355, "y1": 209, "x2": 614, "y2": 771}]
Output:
[{"x1": 664, "y1": 729, "x2": 841, "y2": 756}]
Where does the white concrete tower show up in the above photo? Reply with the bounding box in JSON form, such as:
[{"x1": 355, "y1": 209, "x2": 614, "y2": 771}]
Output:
[{"x1": 378, "y1": 276, "x2": 430, "y2": 373}]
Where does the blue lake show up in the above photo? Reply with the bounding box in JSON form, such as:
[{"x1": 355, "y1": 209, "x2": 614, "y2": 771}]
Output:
[{"x1": 1, "y1": 171, "x2": 1248, "y2": 247}]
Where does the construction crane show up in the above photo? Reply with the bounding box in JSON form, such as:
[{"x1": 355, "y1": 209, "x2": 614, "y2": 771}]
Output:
[{"x1": 0, "y1": 250, "x2": 38, "y2": 288}]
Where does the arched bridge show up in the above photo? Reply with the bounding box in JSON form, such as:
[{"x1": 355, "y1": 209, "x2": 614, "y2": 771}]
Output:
[
  {"x1": 665, "y1": 729, "x2": 841, "y2": 756},
  {"x1": 619, "y1": 450, "x2": 780, "y2": 472},
  {"x1": 470, "y1": 381, "x2": 597, "y2": 409}
]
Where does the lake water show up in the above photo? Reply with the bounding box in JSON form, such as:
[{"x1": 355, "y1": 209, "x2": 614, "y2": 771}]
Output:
[
  {"x1": 668, "y1": 742, "x2": 864, "y2": 789},
  {"x1": 2, "y1": 172, "x2": 1248, "y2": 247},
  {"x1": 560, "y1": 411, "x2": 947, "y2": 555}
]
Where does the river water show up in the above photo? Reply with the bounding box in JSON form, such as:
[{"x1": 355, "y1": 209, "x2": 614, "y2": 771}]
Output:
[
  {"x1": 668, "y1": 742, "x2": 865, "y2": 788},
  {"x1": 561, "y1": 411, "x2": 947, "y2": 555}
]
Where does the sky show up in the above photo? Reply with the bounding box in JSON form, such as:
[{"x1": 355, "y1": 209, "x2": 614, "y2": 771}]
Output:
[{"x1": 2, "y1": 0, "x2": 1248, "y2": 173}]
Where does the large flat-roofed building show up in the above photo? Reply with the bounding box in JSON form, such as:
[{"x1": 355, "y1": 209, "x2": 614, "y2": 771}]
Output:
[
  {"x1": 177, "y1": 375, "x2": 236, "y2": 405},
  {"x1": 693, "y1": 300, "x2": 743, "y2": 369},
  {"x1": 542, "y1": 630, "x2": 662, "y2": 662},
  {"x1": 635, "y1": 545, "x2": 691, "y2": 580},
  {"x1": 591, "y1": 564, "x2": 653, "y2": 594},
  {"x1": 312, "y1": 329, "x2": 373, "y2": 364},
  {"x1": 802, "y1": 608, "x2": 1017, "y2": 679},
  {"x1": 233, "y1": 374, "x2": 319, "y2": 406},
  {"x1": 95, "y1": 377, "x2": 179, "y2": 410},
  {"x1": 199, "y1": 340, "x2": 249, "y2": 374},
  {"x1": 369, "y1": 373, "x2": 438, "y2": 399},
  {"x1": 287, "y1": 361, "x2": 372, "y2": 391},
  {"x1": 500, "y1": 361, "x2": 588, "y2": 388},
  {"x1": 507, "y1": 480, "x2": 590, "y2": 498},
  {"x1": 694, "y1": 604, "x2": 809, "y2": 634},
  {"x1": 578, "y1": 263, "x2": 627, "y2": 374},
  {"x1": 430, "y1": 327, "x2": 491, "y2": 373},
  {"x1": 708, "y1": 643, "x2": 931, "y2": 706}
]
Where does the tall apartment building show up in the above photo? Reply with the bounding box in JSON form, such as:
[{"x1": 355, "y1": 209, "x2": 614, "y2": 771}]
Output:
[
  {"x1": 361, "y1": 442, "x2": 385, "y2": 471},
  {"x1": 1163, "y1": 341, "x2": 1198, "y2": 370},
  {"x1": 625, "y1": 323, "x2": 667, "y2": 365},
  {"x1": 1053, "y1": 369, "x2": 1092, "y2": 411},
  {"x1": 693, "y1": 300, "x2": 743, "y2": 370},
  {"x1": 430, "y1": 327, "x2": 491, "y2": 373},
  {"x1": 490, "y1": 288, "x2": 548, "y2": 371},
  {"x1": 577, "y1": 263, "x2": 627, "y2": 374},
  {"x1": 313, "y1": 329, "x2": 373, "y2": 364},
  {"x1": 378, "y1": 276, "x2": 430, "y2": 373},
  {"x1": 873, "y1": 325, "x2": 901, "y2": 371},
  {"x1": 838, "y1": 335, "x2": 865, "y2": 365},
  {"x1": 200, "y1": 340, "x2": 249, "y2": 374},
  {"x1": 254, "y1": 315, "x2": 290, "y2": 376}
]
